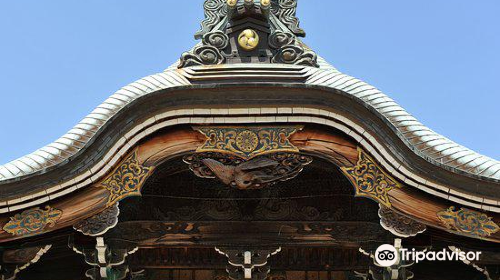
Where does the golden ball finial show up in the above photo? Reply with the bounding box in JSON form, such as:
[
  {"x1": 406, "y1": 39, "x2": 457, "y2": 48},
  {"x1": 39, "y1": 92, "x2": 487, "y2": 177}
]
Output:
[
  {"x1": 227, "y1": 0, "x2": 237, "y2": 7},
  {"x1": 238, "y1": 29, "x2": 260, "y2": 51},
  {"x1": 260, "y1": 0, "x2": 271, "y2": 7}
]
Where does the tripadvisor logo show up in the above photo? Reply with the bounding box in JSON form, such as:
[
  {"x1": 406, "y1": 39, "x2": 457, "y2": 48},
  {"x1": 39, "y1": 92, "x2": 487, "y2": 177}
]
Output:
[
  {"x1": 375, "y1": 244, "x2": 399, "y2": 267},
  {"x1": 375, "y1": 244, "x2": 482, "y2": 267}
]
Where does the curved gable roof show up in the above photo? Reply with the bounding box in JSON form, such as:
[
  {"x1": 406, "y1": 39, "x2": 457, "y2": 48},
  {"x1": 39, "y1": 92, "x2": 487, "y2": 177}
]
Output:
[
  {"x1": 306, "y1": 60, "x2": 500, "y2": 181},
  {"x1": 1, "y1": 57, "x2": 498, "y2": 183},
  {"x1": 0, "y1": 70, "x2": 191, "y2": 181},
  {"x1": 0, "y1": 55, "x2": 499, "y2": 215}
]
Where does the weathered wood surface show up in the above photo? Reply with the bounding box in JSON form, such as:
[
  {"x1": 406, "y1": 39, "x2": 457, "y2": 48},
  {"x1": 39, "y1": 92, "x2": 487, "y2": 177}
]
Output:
[{"x1": 0, "y1": 125, "x2": 499, "y2": 244}]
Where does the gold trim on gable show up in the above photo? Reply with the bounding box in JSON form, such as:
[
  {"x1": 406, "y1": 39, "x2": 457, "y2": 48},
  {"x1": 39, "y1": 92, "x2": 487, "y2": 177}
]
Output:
[
  {"x1": 341, "y1": 148, "x2": 402, "y2": 208},
  {"x1": 3, "y1": 206, "x2": 62, "y2": 237},
  {"x1": 437, "y1": 206, "x2": 500, "y2": 238},
  {"x1": 194, "y1": 126, "x2": 301, "y2": 159},
  {"x1": 99, "y1": 150, "x2": 154, "y2": 207}
]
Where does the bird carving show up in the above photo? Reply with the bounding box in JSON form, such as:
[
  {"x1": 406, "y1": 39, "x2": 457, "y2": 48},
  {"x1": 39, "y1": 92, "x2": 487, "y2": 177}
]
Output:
[{"x1": 201, "y1": 157, "x2": 281, "y2": 190}]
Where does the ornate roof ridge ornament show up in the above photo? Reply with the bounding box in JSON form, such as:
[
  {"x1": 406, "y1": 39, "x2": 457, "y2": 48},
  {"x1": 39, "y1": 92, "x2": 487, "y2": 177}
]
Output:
[{"x1": 179, "y1": 0, "x2": 318, "y2": 68}]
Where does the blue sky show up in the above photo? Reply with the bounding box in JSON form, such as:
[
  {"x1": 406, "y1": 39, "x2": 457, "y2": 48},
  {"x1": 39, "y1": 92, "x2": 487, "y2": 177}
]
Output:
[{"x1": 0, "y1": 0, "x2": 499, "y2": 163}]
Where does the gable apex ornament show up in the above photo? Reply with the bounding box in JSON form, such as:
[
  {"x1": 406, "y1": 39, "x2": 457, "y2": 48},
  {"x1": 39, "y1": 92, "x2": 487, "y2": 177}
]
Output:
[
  {"x1": 187, "y1": 126, "x2": 312, "y2": 190},
  {"x1": 179, "y1": 0, "x2": 318, "y2": 68},
  {"x1": 194, "y1": 126, "x2": 301, "y2": 159}
]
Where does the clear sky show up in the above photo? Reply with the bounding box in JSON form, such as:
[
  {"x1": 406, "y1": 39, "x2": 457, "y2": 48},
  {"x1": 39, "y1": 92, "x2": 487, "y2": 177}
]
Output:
[{"x1": 0, "y1": 0, "x2": 499, "y2": 164}]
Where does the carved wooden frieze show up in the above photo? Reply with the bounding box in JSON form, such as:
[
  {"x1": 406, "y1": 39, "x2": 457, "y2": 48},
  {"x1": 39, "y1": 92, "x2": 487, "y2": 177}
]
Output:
[
  {"x1": 99, "y1": 150, "x2": 154, "y2": 207},
  {"x1": 3, "y1": 206, "x2": 62, "y2": 237},
  {"x1": 184, "y1": 152, "x2": 312, "y2": 190},
  {"x1": 437, "y1": 206, "x2": 500, "y2": 238},
  {"x1": 188, "y1": 126, "x2": 311, "y2": 190},
  {"x1": 378, "y1": 205, "x2": 426, "y2": 238},
  {"x1": 341, "y1": 148, "x2": 402, "y2": 208},
  {"x1": 162, "y1": 197, "x2": 337, "y2": 221},
  {"x1": 74, "y1": 203, "x2": 120, "y2": 237},
  {"x1": 194, "y1": 126, "x2": 301, "y2": 159},
  {"x1": 106, "y1": 221, "x2": 392, "y2": 245}
]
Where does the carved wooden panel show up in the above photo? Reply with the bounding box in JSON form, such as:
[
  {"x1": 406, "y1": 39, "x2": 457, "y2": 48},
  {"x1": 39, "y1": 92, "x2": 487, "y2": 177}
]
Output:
[{"x1": 184, "y1": 152, "x2": 312, "y2": 190}]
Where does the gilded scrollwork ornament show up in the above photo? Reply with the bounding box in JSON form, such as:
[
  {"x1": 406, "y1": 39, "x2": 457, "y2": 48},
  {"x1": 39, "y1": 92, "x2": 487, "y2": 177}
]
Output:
[
  {"x1": 341, "y1": 148, "x2": 402, "y2": 208},
  {"x1": 437, "y1": 206, "x2": 500, "y2": 238},
  {"x1": 194, "y1": 126, "x2": 301, "y2": 159},
  {"x1": 3, "y1": 206, "x2": 62, "y2": 237},
  {"x1": 99, "y1": 150, "x2": 153, "y2": 207},
  {"x1": 189, "y1": 126, "x2": 310, "y2": 190}
]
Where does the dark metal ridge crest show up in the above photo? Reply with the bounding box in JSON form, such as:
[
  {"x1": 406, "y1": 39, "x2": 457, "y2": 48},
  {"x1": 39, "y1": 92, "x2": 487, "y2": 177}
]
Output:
[{"x1": 178, "y1": 0, "x2": 318, "y2": 68}]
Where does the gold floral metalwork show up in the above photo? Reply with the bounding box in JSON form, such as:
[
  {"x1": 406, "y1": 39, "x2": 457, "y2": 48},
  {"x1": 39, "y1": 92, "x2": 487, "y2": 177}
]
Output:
[
  {"x1": 437, "y1": 206, "x2": 500, "y2": 237},
  {"x1": 3, "y1": 206, "x2": 62, "y2": 236},
  {"x1": 341, "y1": 148, "x2": 402, "y2": 208},
  {"x1": 235, "y1": 130, "x2": 259, "y2": 152},
  {"x1": 99, "y1": 150, "x2": 153, "y2": 207},
  {"x1": 194, "y1": 126, "x2": 301, "y2": 159},
  {"x1": 238, "y1": 29, "x2": 260, "y2": 51}
]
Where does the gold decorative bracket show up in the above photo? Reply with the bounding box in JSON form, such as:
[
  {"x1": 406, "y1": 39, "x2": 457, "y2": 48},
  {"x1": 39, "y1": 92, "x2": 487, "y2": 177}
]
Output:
[
  {"x1": 3, "y1": 206, "x2": 62, "y2": 237},
  {"x1": 99, "y1": 150, "x2": 154, "y2": 207},
  {"x1": 194, "y1": 126, "x2": 302, "y2": 159},
  {"x1": 437, "y1": 206, "x2": 500, "y2": 238},
  {"x1": 341, "y1": 148, "x2": 402, "y2": 208}
]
